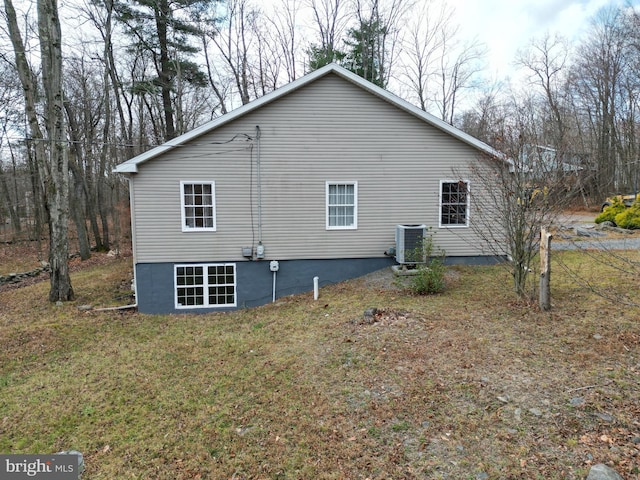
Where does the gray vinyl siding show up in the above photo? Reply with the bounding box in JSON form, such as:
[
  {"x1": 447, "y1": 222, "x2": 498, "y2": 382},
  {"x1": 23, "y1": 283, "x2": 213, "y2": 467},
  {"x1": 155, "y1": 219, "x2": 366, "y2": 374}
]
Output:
[{"x1": 131, "y1": 73, "x2": 499, "y2": 264}]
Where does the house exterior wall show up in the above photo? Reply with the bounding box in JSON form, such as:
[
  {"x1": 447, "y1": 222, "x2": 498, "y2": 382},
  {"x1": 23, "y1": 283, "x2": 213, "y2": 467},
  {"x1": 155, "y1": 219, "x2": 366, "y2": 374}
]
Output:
[
  {"x1": 129, "y1": 73, "x2": 498, "y2": 266},
  {"x1": 135, "y1": 257, "x2": 395, "y2": 314},
  {"x1": 135, "y1": 255, "x2": 503, "y2": 314}
]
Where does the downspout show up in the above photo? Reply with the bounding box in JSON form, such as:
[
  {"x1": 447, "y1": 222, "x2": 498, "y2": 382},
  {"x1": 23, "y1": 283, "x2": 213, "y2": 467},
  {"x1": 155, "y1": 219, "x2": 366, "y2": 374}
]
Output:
[{"x1": 255, "y1": 125, "x2": 264, "y2": 258}]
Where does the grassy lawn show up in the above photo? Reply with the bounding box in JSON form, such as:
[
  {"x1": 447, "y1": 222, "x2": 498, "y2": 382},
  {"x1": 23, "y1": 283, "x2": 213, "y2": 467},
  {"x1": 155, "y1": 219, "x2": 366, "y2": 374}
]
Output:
[{"x1": 1, "y1": 251, "x2": 639, "y2": 479}]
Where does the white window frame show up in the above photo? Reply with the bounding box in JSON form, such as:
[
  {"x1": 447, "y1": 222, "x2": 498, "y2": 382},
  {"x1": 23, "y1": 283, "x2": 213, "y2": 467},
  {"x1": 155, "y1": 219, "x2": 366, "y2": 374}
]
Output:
[
  {"x1": 439, "y1": 179, "x2": 470, "y2": 228},
  {"x1": 174, "y1": 263, "x2": 237, "y2": 309},
  {"x1": 180, "y1": 181, "x2": 216, "y2": 232},
  {"x1": 326, "y1": 181, "x2": 358, "y2": 230}
]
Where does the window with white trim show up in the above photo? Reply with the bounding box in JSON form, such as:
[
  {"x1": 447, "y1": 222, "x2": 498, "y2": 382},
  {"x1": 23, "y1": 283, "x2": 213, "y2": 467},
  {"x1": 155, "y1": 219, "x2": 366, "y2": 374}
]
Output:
[
  {"x1": 181, "y1": 181, "x2": 216, "y2": 231},
  {"x1": 440, "y1": 180, "x2": 469, "y2": 227},
  {"x1": 326, "y1": 181, "x2": 358, "y2": 229},
  {"x1": 175, "y1": 263, "x2": 236, "y2": 309}
]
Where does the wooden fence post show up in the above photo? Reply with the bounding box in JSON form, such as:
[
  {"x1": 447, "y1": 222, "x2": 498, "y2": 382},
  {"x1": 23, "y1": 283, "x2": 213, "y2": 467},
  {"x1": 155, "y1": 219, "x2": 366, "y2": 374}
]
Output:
[{"x1": 539, "y1": 227, "x2": 553, "y2": 311}]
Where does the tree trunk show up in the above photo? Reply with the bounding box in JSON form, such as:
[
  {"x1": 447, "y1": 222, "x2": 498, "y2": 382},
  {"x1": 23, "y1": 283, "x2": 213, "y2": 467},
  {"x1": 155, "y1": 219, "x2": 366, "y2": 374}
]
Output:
[
  {"x1": 539, "y1": 228, "x2": 552, "y2": 311},
  {"x1": 102, "y1": 0, "x2": 135, "y2": 160},
  {"x1": 70, "y1": 189, "x2": 91, "y2": 261},
  {"x1": 98, "y1": 97, "x2": 111, "y2": 251},
  {"x1": 63, "y1": 99, "x2": 103, "y2": 253},
  {"x1": 112, "y1": 170, "x2": 122, "y2": 254},
  {"x1": 155, "y1": 0, "x2": 176, "y2": 141},
  {"x1": 0, "y1": 164, "x2": 21, "y2": 236},
  {"x1": 3, "y1": 0, "x2": 75, "y2": 301},
  {"x1": 26, "y1": 142, "x2": 45, "y2": 257},
  {"x1": 98, "y1": 183, "x2": 111, "y2": 250},
  {"x1": 67, "y1": 158, "x2": 91, "y2": 260},
  {"x1": 37, "y1": 0, "x2": 74, "y2": 301}
]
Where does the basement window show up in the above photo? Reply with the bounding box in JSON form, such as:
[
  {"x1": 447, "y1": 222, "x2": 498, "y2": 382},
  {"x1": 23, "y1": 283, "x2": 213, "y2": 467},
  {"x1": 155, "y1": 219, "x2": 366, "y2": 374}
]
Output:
[{"x1": 175, "y1": 263, "x2": 236, "y2": 309}]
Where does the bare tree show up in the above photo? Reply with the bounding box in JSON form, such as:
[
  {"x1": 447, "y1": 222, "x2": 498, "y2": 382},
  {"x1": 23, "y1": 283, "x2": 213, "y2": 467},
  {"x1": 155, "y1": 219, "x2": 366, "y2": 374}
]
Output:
[
  {"x1": 397, "y1": 0, "x2": 485, "y2": 123},
  {"x1": 460, "y1": 98, "x2": 580, "y2": 300},
  {"x1": 349, "y1": 0, "x2": 412, "y2": 88},
  {"x1": 0, "y1": 143, "x2": 22, "y2": 237},
  {"x1": 4, "y1": 0, "x2": 74, "y2": 301},
  {"x1": 81, "y1": 0, "x2": 136, "y2": 160},
  {"x1": 201, "y1": 0, "x2": 257, "y2": 106},
  {"x1": 399, "y1": 1, "x2": 451, "y2": 111},
  {"x1": 252, "y1": 13, "x2": 283, "y2": 96},
  {"x1": 436, "y1": 34, "x2": 485, "y2": 125},
  {"x1": 570, "y1": 6, "x2": 629, "y2": 198},
  {"x1": 516, "y1": 33, "x2": 571, "y2": 172},
  {"x1": 63, "y1": 54, "x2": 105, "y2": 257},
  {"x1": 306, "y1": 0, "x2": 349, "y2": 70},
  {"x1": 266, "y1": 0, "x2": 303, "y2": 82},
  {"x1": 457, "y1": 81, "x2": 507, "y2": 146},
  {"x1": 199, "y1": 11, "x2": 232, "y2": 115},
  {"x1": 0, "y1": 63, "x2": 23, "y2": 237}
]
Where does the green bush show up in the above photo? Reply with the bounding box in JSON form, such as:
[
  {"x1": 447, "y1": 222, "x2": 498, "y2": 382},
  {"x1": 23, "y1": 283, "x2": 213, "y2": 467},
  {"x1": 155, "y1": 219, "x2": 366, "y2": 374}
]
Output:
[
  {"x1": 595, "y1": 196, "x2": 626, "y2": 224},
  {"x1": 614, "y1": 202, "x2": 640, "y2": 229},
  {"x1": 411, "y1": 259, "x2": 446, "y2": 295},
  {"x1": 405, "y1": 229, "x2": 446, "y2": 295}
]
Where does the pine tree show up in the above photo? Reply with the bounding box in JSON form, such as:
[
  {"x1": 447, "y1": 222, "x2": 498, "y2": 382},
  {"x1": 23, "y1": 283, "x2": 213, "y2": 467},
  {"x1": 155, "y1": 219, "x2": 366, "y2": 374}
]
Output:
[
  {"x1": 114, "y1": 0, "x2": 219, "y2": 140},
  {"x1": 343, "y1": 19, "x2": 386, "y2": 87}
]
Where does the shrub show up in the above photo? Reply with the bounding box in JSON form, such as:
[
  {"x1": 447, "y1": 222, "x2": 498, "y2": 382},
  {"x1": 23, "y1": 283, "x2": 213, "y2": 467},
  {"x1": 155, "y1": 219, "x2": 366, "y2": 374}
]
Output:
[
  {"x1": 595, "y1": 196, "x2": 626, "y2": 225},
  {"x1": 614, "y1": 202, "x2": 640, "y2": 229},
  {"x1": 410, "y1": 259, "x2": 446, "y2": 295},
  {"x1": 407, "y1": 231, "x2": 446, "y2": 295}
]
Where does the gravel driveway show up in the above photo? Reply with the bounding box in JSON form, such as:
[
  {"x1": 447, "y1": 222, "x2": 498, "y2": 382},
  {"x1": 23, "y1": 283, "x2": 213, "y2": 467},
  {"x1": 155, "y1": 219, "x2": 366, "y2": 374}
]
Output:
[
  {"x1": 552, "y1": 212, "x2": 640, "y2": 250},
  {"x1": 553, "y1": 236, "x2": 640, "y2": 250}
]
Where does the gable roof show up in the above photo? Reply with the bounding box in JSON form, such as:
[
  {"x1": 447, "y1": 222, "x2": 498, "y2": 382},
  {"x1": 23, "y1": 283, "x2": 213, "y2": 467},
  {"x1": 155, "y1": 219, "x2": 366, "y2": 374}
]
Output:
[{"x1": 115, "y1": 63, "x2": 503, "y2": 174}]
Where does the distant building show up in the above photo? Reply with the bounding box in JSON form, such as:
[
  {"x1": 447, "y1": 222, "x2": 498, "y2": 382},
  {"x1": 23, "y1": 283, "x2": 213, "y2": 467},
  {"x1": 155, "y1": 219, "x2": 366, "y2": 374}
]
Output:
[{"x1": 520, "y1": 144, "x2": 584, "y2": 178}]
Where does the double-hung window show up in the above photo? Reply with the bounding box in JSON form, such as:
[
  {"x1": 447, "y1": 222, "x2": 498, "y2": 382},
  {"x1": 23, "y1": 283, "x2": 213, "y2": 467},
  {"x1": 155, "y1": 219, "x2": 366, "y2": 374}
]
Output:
[
  {"x1": 440, "y1": 180, "x2": 469, "y2": 227},
  {"x1": 175, "y1": 263, "x2": 236, "y2": 309},
  {"x1": 181, "y1": 181, "x2": 216, "y2": 231},
  {"x1": 326, "y1": 181, "x2": 358, "y2": 229}
]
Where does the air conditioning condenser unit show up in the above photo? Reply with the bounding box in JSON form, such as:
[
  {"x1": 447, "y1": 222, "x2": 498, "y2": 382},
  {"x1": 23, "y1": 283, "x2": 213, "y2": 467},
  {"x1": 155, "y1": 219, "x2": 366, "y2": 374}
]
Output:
[{"x1": 395, "y1": 224, "x2": 427, "y2": 264}]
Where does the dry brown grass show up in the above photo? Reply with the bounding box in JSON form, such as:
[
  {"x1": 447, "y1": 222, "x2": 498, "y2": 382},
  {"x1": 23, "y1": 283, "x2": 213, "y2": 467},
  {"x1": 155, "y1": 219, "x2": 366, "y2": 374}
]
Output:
[
  {"x1": 0, "y1": 246, "x2": 639, "y2": 479},
  {"x1": 1, "y1": 241, "x2": 47, "y2": 274}
]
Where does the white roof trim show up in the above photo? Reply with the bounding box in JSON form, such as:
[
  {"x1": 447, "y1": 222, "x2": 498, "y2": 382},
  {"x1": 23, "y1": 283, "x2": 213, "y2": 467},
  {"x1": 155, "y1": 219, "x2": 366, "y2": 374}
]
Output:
[{"x1": 114, "y1": 64, "x2": 503, "y2": 174}]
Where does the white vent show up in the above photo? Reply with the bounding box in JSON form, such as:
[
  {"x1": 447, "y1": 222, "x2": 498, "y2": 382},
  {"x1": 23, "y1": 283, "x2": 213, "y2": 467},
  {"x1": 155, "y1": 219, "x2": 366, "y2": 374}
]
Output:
[{"x1": 395, "y1": 224, "x2": 427, "y2": 264}]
